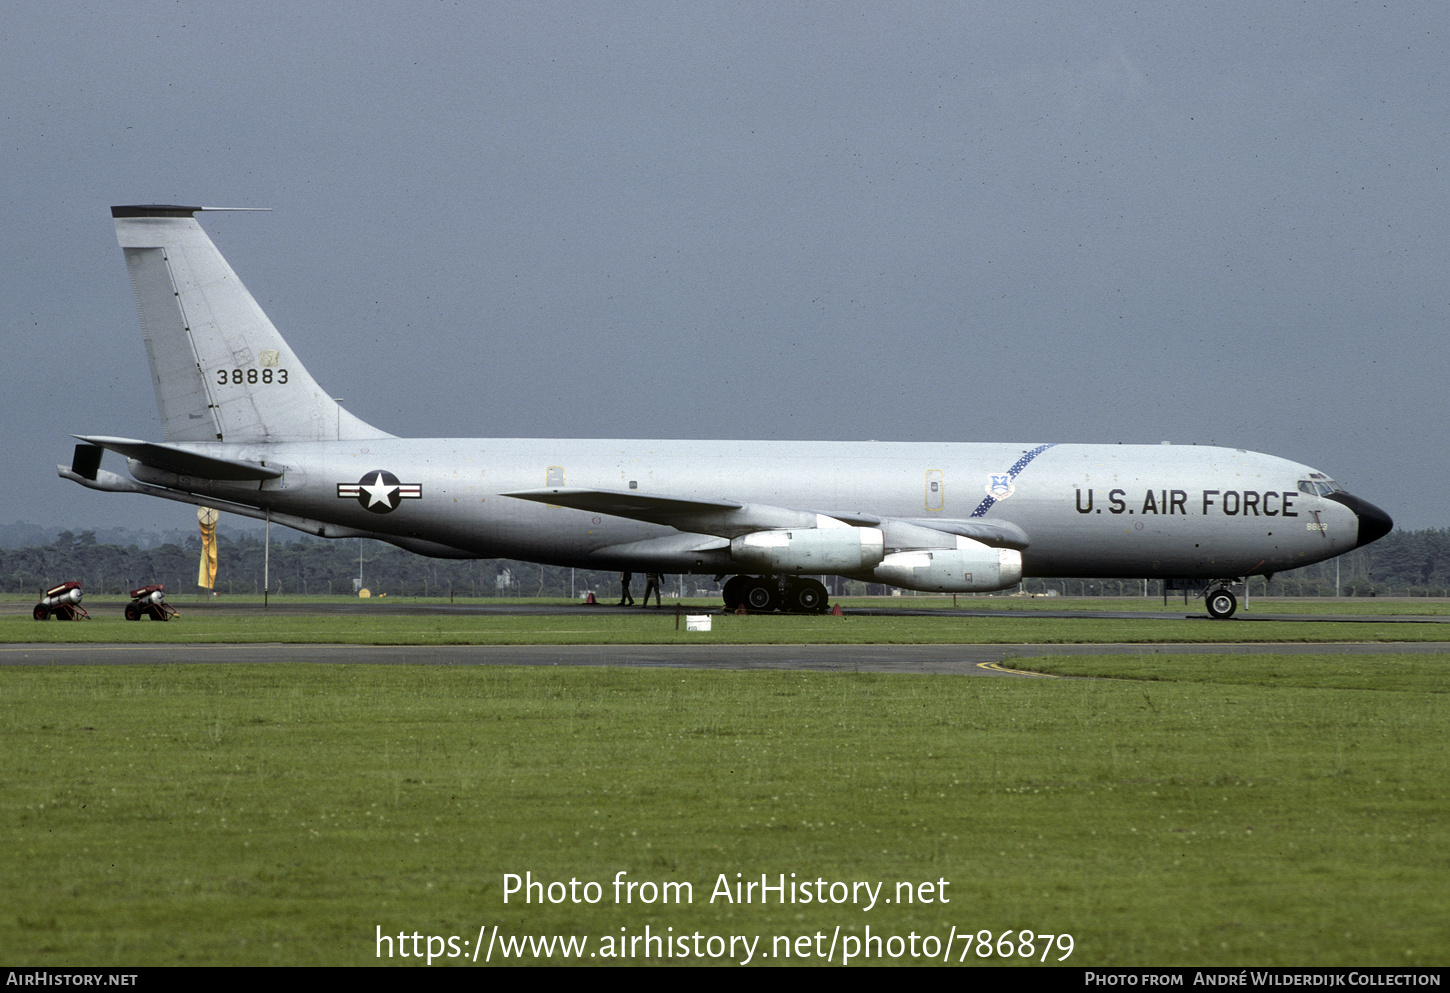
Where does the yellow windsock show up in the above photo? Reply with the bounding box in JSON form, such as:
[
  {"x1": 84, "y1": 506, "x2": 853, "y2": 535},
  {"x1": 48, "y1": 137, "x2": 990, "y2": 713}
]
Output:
[{"x1": 197, "y1": 507, "x2": 218, "y2": 588}]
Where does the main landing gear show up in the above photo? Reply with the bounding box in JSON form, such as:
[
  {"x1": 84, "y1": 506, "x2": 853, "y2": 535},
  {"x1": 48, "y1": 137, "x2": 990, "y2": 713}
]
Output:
[{"x1": 721, "y1": 575, "x2": 830, "y2": 614}]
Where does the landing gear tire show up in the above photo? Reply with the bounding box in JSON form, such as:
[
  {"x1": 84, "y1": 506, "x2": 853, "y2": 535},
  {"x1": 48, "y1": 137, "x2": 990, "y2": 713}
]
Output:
[
  {"x1": 744, "y1": 581, "x2": 778, "y2": 612},
  {"x1": 1206, "y1": 588, "x2": 1238, "y2": 619},
  {"x1": 725, "y1": 575, "x2": 829, "y2": 613},
  {"x1": 787, "y1": 579, "x2": 829, "y2": 613},
  {"x1": 722, "y1": 576, "x2": 748, "y2": 610}
]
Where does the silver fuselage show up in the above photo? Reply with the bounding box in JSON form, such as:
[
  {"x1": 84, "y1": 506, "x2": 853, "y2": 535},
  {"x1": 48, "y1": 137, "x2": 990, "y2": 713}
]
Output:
[
  {"x1": 67, "y1": 206, "x2": 1391, "y2": 591},
  {"x1": 124, "y1": 437, "x2": 1364, "y2": 579}
]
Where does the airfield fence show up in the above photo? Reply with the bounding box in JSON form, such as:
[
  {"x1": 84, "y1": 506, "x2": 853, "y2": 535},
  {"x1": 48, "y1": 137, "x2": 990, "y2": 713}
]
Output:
[{"x1": 2, "y1": 528, "x2": 1444, "y2": 599}]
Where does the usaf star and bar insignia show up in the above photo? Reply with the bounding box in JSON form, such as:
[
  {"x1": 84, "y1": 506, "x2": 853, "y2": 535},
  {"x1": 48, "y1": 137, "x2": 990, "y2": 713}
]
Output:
[{"x1": 338, "y1": 470, "x2": 423, "y2": 514}]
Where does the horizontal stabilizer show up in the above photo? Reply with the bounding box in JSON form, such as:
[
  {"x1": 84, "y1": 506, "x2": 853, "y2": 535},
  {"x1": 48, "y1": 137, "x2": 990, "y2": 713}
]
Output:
[
  {"x1": 59, "y1": 463, "x2": 371, "y2": 540},
  {"x1": 74, "y1": 435, "x2": 282, "y2": 481}
]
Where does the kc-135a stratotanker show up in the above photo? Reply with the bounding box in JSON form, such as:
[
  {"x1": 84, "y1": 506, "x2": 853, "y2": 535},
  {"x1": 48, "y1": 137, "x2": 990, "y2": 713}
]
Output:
[{"x1": 59, "y1": 206, "x2": 1393, "y2": 617}]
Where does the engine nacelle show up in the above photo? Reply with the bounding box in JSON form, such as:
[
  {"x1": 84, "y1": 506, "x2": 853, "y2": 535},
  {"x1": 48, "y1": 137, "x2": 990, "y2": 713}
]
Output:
[
  {"x1": 871, "y1": 537, "x2": 1023, "y2": 592},
  {"x1": 731, "y1": 521, "x2": 885, "y2": 573}
]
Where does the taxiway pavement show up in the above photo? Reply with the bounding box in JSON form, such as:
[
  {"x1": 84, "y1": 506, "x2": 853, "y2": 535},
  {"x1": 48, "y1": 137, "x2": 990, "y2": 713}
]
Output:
[{"x1": 6, "y1": 640, "x2": 1450, "y2": 676}]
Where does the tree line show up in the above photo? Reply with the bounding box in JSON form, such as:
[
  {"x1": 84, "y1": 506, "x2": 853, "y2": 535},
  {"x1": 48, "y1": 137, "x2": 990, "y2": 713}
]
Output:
[
  {"x1": 4, "y1": 527, "x2": 1447, "y2": 599},
  {"x1": 4, "y1": 531, "x2": 635, "y2": 599}
]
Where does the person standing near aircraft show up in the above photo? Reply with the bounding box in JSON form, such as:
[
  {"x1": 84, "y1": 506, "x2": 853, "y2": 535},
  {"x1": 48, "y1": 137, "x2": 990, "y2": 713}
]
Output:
[
  {"x1": 642, "y1": 572, "x2": 662, "y2": 608},
  {"x1": 618, "y1": 571, "x2": 635, "y2": 606}
]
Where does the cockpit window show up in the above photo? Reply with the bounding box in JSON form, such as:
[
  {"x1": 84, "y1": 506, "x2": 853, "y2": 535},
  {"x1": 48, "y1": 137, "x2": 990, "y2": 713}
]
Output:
[{"x1": 1297, "y1": 477, "x2": 1344, "y2": 496}]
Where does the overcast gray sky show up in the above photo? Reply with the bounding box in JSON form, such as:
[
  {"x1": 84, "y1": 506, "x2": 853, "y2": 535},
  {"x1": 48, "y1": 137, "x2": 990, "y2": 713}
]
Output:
[{"x1": 4, "y1": 2, "x2": 1446, "y2": 533}]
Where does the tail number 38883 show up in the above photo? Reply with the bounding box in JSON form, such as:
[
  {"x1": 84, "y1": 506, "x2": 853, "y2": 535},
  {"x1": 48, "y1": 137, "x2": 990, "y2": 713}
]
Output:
[{"x1": 217, "y1": 368, "x2": 289, "y2": 385}]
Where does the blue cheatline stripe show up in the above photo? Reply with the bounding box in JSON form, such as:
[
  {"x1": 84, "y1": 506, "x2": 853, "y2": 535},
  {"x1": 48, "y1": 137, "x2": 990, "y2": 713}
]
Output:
[{"x1": 968, "y1": 443, "x2": 1057, "y2": 519}]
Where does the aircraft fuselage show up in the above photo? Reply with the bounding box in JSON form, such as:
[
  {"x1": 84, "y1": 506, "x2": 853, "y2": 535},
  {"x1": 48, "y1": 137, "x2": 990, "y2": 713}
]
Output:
[
  {"x1": 62, "y1": 206, "x2": 1394, "y2": 615},
  {"x1": 120, "y1": 437, "x2": 1365, "y2": 579}
]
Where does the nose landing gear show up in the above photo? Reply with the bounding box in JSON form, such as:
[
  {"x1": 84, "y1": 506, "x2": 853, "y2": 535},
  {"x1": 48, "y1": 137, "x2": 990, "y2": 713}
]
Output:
[{"x1": 1205, "y1": 585, "x2": 1238, "y2": 619}]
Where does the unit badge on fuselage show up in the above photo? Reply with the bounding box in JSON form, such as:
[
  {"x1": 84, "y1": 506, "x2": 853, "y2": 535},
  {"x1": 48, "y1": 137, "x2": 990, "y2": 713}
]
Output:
[
  {"x1": 986, "y1": 473, "x2": 1015, "y2": 500},
  {"x1": 337, "y1": 471, "x2": 423, "y2": 513}
]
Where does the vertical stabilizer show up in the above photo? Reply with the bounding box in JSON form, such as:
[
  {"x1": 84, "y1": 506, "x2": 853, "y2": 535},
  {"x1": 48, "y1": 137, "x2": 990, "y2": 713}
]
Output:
[{"x1": 112, "y1": 205, "x2": 390, "y2": 443}]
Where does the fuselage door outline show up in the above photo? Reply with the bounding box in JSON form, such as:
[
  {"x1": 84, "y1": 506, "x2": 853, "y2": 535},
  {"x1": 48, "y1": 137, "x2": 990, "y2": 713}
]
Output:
[{"x1": 925, "y1": 469, "x2": 944, "y2": 512}]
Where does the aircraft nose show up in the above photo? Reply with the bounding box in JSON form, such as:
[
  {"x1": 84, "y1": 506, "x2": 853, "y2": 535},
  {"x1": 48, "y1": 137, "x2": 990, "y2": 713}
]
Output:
[{"x1": 1325, "y1": 491, "x2": 1393, "y2": 548}]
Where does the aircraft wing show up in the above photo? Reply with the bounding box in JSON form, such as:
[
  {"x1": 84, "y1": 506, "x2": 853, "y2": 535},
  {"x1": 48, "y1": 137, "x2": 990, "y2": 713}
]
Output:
[
  {"x1": 73, "y1": 435, "x2": 282, "y2": 481},
  {"x1": 896, "y1": 517, "x2": 1030, "y2": 550},
  {"x1": 814, "y1": 512, "x2": 1028, "y2": 549},
  {"x1": 503, "y1": 487, "x2": 741, "y2": 519},
  {"x1": 505, "y1": 488, "x2": 1032, "y2": 550},
  {"x1": 502, "y1": 487, "x2": 822, "y2": 538}
]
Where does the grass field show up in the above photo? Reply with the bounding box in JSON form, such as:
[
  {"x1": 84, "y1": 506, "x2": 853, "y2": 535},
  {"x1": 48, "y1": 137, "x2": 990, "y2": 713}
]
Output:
[
  {"x1": 3, "y1": 652, "x2": 1447, "y2": 967},
  {"x1": 11, "y1": 592, "x2": 1450, "y2": 615},
  {"x1": 6, "y1": 596, "x2": 1450, "y2": 646}
]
